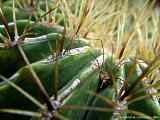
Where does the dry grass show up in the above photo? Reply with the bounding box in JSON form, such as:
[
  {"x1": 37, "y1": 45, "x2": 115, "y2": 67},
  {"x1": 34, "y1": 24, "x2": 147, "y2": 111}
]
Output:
[{"x1": 57, "y1": 0, "x2": 159, "y2": 61}]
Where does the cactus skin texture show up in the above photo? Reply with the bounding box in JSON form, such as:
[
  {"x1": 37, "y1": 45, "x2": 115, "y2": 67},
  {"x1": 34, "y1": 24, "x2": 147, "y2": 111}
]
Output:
[
  {"x1": 0, "y1": 20, "x2": 64, "y2": 39},
  {"x1": 84, "y1": 87, "x2": 116, "y2": 120},
  {"x1": 0, "y1": 32, "x2": 88, "y2": 79},
  {"x1": 0, "y1": 47, "x2": 100, "y2": 119},
  {"x1": 123, "y1": 60, "x2": 160, "y2": 119}
]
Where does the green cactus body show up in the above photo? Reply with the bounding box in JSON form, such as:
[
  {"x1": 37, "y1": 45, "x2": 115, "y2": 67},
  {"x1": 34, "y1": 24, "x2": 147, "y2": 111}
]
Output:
[
  {"x1": 57, "y1": 55, "x2": 107, "y2": 120},
  {"x1": 0, "y1": 33, "x2": 62, "y2": 78},
  {"x1": 0, "y1": 20, "x2": 64, "y2": 40},
  {"x1": 84, "y1": 87, "x2": 116, "y2": 120},
  {"x1": 0, "y1": 7, "x2": 31, "y2": 24},
  {"x1": 123, "y1": 59, "x2": 160, "y2": 119},
  {"x1": 84, "y1": 58, "x2": 127, "y2": 120},
  {"x1": 0, "y1": 32, "x2": 88, "y2": 79},
  {"x1": 58, "y1": 71, "x2": 99, "y2": 120},
  {"x1": 0, "y1": 47, "x2": 100, "y2": 119},
  {"x1": 127, "y1": 89, "x2": 160, "y2": 119}
]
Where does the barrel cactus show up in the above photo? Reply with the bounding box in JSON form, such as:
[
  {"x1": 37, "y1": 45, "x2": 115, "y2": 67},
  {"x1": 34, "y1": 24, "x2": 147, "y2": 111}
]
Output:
[{"x1": 0, "y1": 0, "x2": 160, "y2": 120}]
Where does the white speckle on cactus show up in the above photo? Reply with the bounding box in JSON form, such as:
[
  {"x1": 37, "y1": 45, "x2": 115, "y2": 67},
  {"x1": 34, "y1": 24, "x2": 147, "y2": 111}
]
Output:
[
  {"x1": 65, "y1": 46, "x2": 90, "y2": 55},
  {"x1": 112, "y1": 100, "x2": 127, "y2": 120},
  {"x1": 23, "y1": 35, "x2": 47, "y2": 44},
  {"x1": 51, "y1": 100, "x2": 61, "y2": 110},
  {"x1": 91, "y1": 55, "x2": 106, "y2": 70},
  {"x1": 58, "y1": 79, "x2": 81, "y2": 101},
  {"x1": 40, "y1": 46, "x2": 91, "y2": 64}
]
